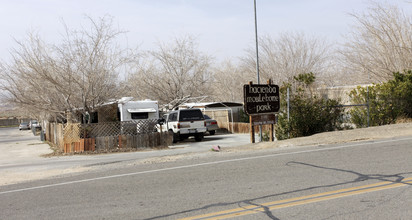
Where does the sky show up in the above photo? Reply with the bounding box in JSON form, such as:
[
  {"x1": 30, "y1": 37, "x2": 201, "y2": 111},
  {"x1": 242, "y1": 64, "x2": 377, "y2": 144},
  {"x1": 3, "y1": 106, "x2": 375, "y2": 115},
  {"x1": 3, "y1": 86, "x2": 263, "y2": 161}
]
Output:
[{"x1": 0, "y1": 0, "x2": 411, "y2": 63}]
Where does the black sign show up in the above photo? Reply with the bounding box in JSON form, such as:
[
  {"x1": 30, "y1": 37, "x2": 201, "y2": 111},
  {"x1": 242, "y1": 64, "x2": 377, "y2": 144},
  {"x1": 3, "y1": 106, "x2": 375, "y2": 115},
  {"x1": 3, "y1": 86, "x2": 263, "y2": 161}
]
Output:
[{"x1": 244, "y1": 84, "x2": 280, "y2": 115}]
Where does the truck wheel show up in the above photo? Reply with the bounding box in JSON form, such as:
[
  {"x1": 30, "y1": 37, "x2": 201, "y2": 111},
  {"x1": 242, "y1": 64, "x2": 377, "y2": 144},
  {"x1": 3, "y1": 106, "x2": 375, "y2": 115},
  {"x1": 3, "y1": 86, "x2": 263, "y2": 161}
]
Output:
[
  {"x1": 209, "y1": 130, "x2": 215, "y2": 135},
  {"x1": 171, "y1": 131, "x2": 179, "y2": 143},
  {"x1": 194, "y1": 133, "x2": 204, "y2": 142},
  {"x1": 180, "y1": 135, "x2": 188, "y2": 141}
]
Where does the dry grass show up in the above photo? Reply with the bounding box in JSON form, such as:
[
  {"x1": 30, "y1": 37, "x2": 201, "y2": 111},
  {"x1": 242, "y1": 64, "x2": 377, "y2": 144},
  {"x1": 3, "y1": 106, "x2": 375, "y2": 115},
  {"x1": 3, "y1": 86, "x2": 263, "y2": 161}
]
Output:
[{"x1": 396, "y1": 117, "x2": 412, "y2": 124}]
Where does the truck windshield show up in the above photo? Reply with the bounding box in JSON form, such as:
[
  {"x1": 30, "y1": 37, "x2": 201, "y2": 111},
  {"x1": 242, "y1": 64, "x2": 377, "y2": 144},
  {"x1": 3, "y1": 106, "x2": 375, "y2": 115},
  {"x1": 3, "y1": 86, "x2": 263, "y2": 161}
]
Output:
[{"x1": 179, "y1": 110, "x2": 204, "y2": 121}]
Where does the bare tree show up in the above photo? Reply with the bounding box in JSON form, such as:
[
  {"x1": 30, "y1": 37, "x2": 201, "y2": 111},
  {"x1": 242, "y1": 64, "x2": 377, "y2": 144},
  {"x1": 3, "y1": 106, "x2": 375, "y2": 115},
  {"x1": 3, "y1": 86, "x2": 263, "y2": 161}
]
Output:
[
  {"x1": 241, "y1": 32, "x2": 332, "y2": 87},
  {"x1": 211, "y1": 59, "x2": 252, "y2": 102},
  {"x1": 341, "y1": 2, "x2": 412, "y2": 82},
  {"x1": 127, "y1": 35, "x2": 213, "y2": 109},
  {"x1": 0, "y1": 16, "x2": 136, "y2": 121}
]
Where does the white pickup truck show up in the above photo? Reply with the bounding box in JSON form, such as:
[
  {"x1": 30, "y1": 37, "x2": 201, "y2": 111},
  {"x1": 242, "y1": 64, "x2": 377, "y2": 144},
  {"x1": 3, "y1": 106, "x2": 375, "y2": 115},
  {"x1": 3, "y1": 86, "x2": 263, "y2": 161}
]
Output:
[{"x1": 157, "y1": 109, "x2": 206, "y2": 143}]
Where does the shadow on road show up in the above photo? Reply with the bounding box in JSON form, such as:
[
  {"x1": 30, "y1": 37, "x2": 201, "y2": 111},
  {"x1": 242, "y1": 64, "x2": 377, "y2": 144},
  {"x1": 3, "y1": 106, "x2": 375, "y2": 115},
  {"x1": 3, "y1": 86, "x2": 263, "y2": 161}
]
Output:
[{"x1": 147, "y1": 161, "x2": 412, "y2": 220}]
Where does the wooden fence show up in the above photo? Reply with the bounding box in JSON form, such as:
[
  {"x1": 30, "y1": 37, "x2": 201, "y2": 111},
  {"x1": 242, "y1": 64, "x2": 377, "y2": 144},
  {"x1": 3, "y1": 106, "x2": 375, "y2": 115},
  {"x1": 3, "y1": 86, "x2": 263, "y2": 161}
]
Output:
[
  {"x1": 64, "y1": 138, "x2": 95, "y2": 153},
  {"x1": 214, "y1": 122, "x2": 272, "y2": 134},
  {"x1": 45, "y1": 122, "x2": 64, "y2": 150},
  {"x1": 47, "y1": 120, "x2": 172, "y2": 153}
]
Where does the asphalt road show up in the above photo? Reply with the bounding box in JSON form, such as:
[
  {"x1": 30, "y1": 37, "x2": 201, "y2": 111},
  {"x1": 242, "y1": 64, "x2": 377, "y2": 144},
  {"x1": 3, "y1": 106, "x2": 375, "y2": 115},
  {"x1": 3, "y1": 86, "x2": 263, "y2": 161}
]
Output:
[
  {"x1": 1, "y1": 135, "x2": 411, "y2": 219},
  {"x1": 0, "y1": 127, "x2": 250, "y2": 177},
  {"x1": 0, "y1": 127, "x2": 39, "y2": 143}
]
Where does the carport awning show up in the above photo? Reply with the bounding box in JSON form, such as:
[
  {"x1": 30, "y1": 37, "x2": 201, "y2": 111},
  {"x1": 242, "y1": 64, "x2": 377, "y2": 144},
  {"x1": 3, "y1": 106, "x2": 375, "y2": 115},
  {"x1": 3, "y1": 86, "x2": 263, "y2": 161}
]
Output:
[{"x1": 127, "y1": 108, "x2": 157, "y2": 113}]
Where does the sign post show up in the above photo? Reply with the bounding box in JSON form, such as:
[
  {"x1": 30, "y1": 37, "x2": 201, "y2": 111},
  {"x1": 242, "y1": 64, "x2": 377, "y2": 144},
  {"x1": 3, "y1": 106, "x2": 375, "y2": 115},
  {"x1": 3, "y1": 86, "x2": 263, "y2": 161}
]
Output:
[{"x1": 244, "y1": 79, "x2": 280, "y2": 143}]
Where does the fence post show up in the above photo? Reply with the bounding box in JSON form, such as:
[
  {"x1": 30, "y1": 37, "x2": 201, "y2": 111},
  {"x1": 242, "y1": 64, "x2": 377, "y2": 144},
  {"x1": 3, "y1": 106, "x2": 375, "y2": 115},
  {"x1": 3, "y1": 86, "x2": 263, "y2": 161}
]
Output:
[
  {"x1": 367, "y1": 85, "x2": 370, "y2": 127},
  {"x1": 270, "y1": 123, "x2": 274, "y2": 141},
  {"x1": 226, "y1": 111, "x2": 230, "y2": 133},
  {"x1": 287, "y1": 87, "x2": 290, "y2": 139},
  {"x1": 249, "y1": 115, "x2": 255, "y2": 143}
]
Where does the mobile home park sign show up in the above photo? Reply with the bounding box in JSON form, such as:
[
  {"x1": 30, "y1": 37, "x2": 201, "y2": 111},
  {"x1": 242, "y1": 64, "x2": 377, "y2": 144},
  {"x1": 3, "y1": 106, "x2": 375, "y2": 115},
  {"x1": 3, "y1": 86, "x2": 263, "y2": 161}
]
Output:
[{"x1": 243, "y1": 84, "x2": 280, "y2": 115}]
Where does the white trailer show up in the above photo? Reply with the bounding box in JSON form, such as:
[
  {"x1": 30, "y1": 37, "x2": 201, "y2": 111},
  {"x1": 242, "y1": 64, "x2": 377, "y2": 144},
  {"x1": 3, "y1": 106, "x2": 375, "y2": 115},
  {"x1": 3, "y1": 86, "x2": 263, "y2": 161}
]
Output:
[{"x1": 117, "y1": 97, "x2": 159, "y2": 121}]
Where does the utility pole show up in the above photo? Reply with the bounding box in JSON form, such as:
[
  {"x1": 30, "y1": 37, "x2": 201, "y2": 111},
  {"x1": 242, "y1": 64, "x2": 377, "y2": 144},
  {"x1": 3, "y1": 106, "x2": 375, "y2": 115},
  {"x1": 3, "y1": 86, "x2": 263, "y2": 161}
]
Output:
[
  {"x1": 254, "y1": 0, "x2": 263, "y2": 142},
  {"x1": 254, "y1": 0, "x2": 260, "y2": 83}
]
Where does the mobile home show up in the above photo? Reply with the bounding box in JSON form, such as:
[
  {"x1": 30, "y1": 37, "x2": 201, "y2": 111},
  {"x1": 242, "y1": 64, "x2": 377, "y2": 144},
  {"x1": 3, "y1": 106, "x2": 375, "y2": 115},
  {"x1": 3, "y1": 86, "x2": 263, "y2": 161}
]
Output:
[{"x1": 118, "y1": 97, "x2": 159, "y2": 121}]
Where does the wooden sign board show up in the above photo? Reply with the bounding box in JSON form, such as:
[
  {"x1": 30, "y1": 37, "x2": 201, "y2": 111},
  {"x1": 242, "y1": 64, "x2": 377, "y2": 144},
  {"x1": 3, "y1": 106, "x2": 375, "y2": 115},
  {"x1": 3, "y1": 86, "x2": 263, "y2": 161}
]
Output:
[
  {"x1": 252, "y1": 114, "x2": 276, "y2": 126},
  {"x1": 244, "y1": 84, "x2": 280, "y2": 115},
  {"x1": 244, "y1": 81, "x2": 279, "y2": 144}
]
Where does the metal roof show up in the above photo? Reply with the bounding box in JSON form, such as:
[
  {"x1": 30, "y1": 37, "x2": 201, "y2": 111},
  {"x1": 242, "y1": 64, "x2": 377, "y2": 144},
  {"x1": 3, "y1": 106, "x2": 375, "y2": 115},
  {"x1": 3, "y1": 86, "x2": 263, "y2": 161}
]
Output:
[{"x1": 180, "y1": 102, "x2": 243, "y2": 109}]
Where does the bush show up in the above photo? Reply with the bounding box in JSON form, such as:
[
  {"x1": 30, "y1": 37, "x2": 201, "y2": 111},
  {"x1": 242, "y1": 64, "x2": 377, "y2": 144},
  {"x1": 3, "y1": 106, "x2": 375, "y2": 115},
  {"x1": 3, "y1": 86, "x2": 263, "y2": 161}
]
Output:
[
  {"x1": 239, "y1": 109, "x2": 250, "y2": 123},
  {"x1": 349, "y1": 70, "x2": 412, "y2": 127},
  {"x1": 276, "y1": 73, "x2": 344, "y2": 140}
]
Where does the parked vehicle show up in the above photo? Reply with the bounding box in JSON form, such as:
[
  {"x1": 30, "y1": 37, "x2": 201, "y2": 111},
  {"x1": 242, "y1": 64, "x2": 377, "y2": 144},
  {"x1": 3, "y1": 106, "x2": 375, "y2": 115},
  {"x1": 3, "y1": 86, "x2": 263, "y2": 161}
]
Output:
[
  {"x1": 29, "y1": 120, "x2": 40, "y2": 129},
  {"x1": 204, "y1": 114, "x2": 219, "y2": 135},
  {"x1": 157, "y1": 109, "x2": 206, "y2": 143},
  {"x1": 19, "y1": 122, "x2": 30, "y2": 130}
]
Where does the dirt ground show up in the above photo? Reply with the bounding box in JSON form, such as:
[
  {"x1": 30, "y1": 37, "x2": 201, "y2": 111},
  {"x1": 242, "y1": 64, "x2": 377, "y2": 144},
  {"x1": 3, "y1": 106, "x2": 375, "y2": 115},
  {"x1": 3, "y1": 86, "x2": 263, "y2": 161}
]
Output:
[
  {"x1": 133, "y1": 123, "x2": 412, "y2": 165},
  {"x1": 1, "y1": 123, "x2": 412, "y2": 186},
  {"x1": 229, "y1": 122, "x2": 412, "y2": 152}
]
